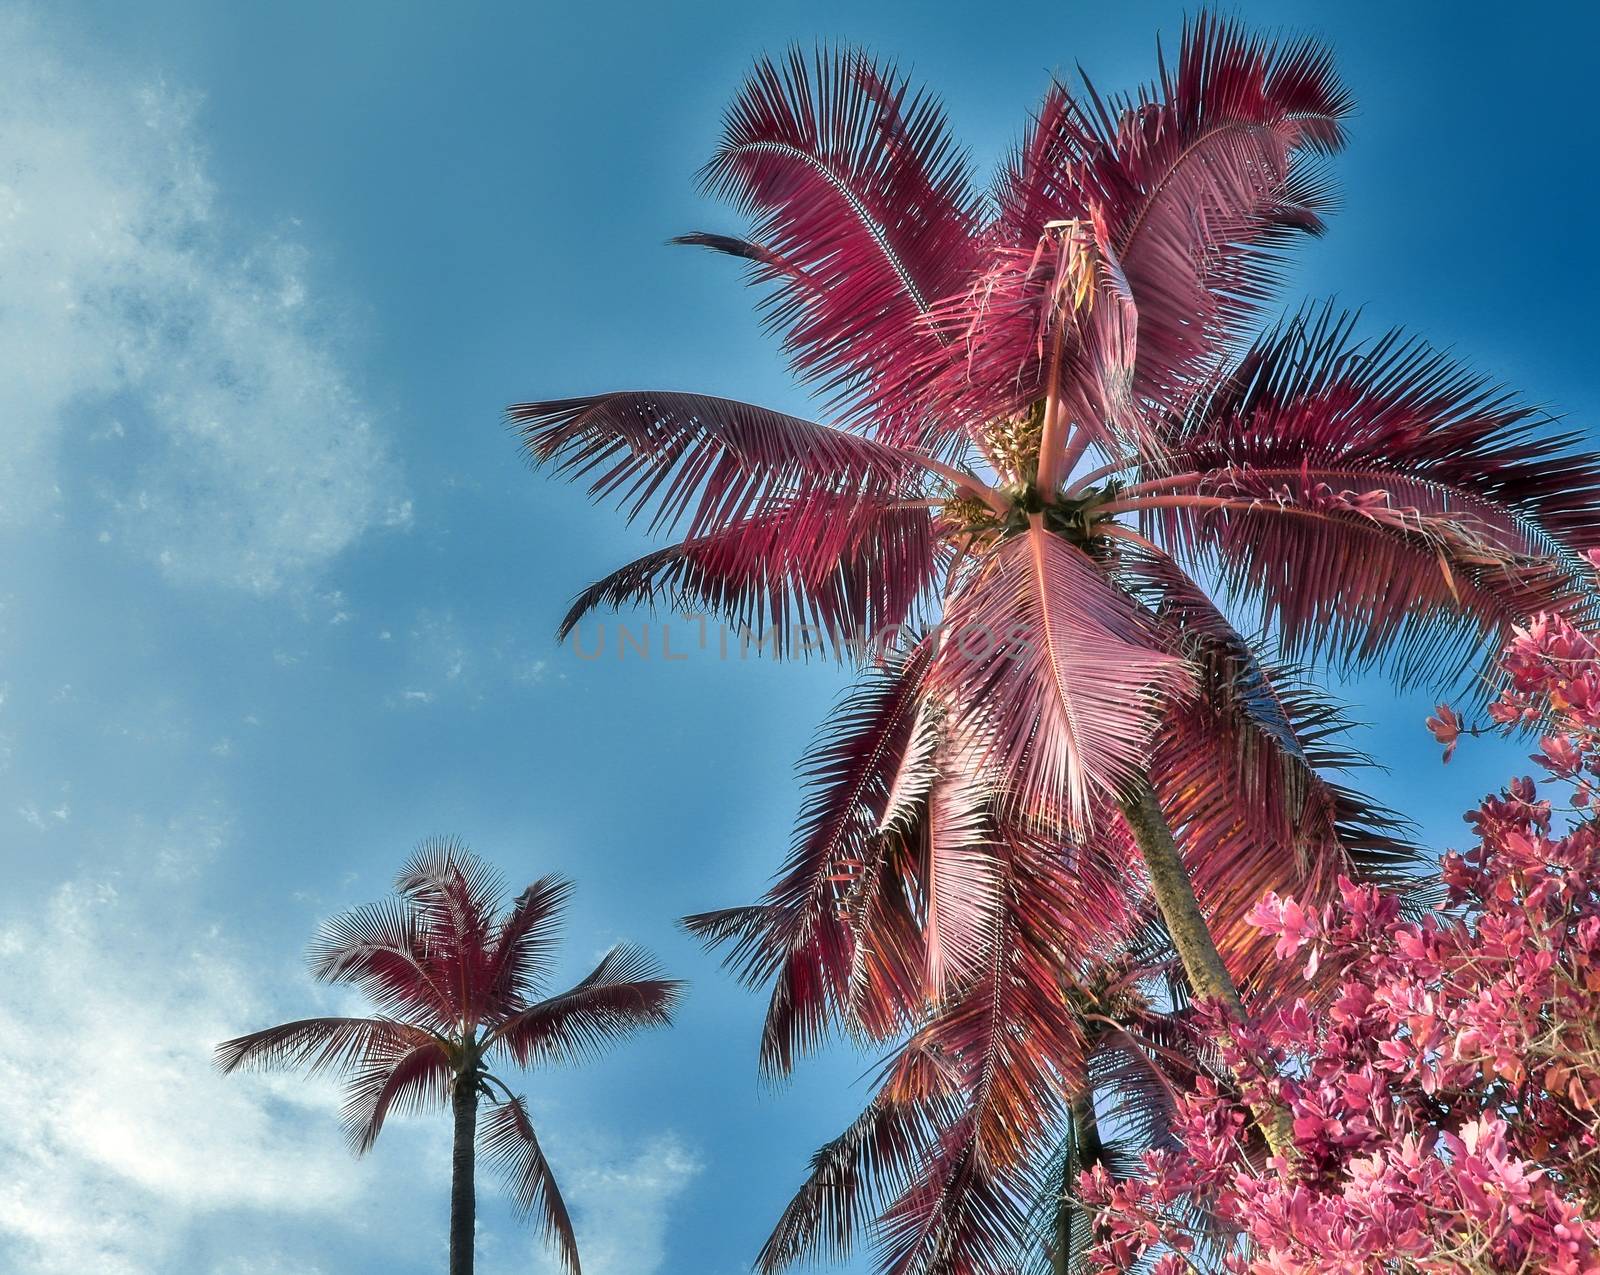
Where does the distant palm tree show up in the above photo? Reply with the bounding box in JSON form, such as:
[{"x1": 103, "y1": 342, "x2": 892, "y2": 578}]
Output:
[{"x1": 217, "y1": 839, "x2": 682, "y2": 1275}]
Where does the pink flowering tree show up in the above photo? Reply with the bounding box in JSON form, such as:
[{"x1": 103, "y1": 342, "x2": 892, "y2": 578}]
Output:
[{"x1": 1080, "y1": 613, "x2": 1600, "y2": 1274}]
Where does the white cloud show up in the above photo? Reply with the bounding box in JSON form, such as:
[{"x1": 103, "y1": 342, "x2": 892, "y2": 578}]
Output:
[
  {"x1": 514, "y1": 657, "x2": 549, "y2": 686},
  {"x1": 0, "y1": 875, "x2": 368, "y2": 1272},
  {"x1": 15, "y1": 779, "x2": 70, "y2": 830},
  {"x1": 388, "y1": 609, "x2": 562, "y2": 707},
  {"x1": 0, "y1": 7, "x2": 407, "y2": 591},
  {"x1": 209, "y1": 1259, "x2": 330, "y2": 1275}
]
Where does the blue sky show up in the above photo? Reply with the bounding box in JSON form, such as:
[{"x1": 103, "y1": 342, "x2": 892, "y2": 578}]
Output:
[{"x1": 0, "y1": 1, "x2": 1595, "y2": 1272}]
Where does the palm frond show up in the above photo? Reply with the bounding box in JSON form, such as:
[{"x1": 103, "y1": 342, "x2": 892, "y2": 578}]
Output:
[
  {"x1": 922, "y1": 736, "x2": 1002, "y2": 1000},
  {"x1": 306, "y1": 896, "x2": 456, "y2": 1028},
  {"x1": 341, "y1": 1040, "x2": 454, "y2": 1154},
  {"x1": 214, "y1": 1016, "x2": 415, "y2": 1077},
  {"x1": 703, "y1": 47, "x2": 982, "y2": 431},
  {"x1": 1127, "y1": 553, "x2": 1420, "y2": 999},
  {"x1": 1149, "y1": 304, "x2": 1600, "y2": 682},
  {"x1": 756, "y1": 1092, "x2": 935, "y2": 1275},
  {"x1": 870, "y1": 822, "x2": 1129, "y2": 1275},
  {"x1": 875, "y1": 1116, "x2": 1026, "y2": 1275},
  {"x1": 510, "y1": 391, "x2": 919, "y2": 541},
  {"x1": 991, "y1": 83, "x2": 1093, "y2": 246},
  {"x1": 487, "y1": 875, "x2": 573, "y2": 1012},
  {"x1": 480, "y1": 1093, "x2": 580, "y2": 1275},
  {"x1": 394, "y1": 836, "x2": 503, "y2": 1026},
  {"x1": 1067, "y1": 13, "x2": 1352, "y2": 409},
  {"x1": 555, "y1": 489, "x2": 940, "y2": 659},
  {"x1": 489, "y1": 944, "x2": 681, "y2": 1068},
  {"x1": 754, "y1": 804, "x2": 1142, "y2": 1275},
  {"x1": 840, "y1": 824, "x2": 927, "y2": 1043},
  {"x1": 932, "y1": 528, "x2": 1191, "y2": 830},
  {"x1": 898, "y1": 219, "x2": 1149, "y2": 460},
  {"x1": 683, "y1": 645, "x2": 932, "y2": 1076},
  {"x1": 1012, "y1": 1096, "x2": 1104, "y2": 1275}
]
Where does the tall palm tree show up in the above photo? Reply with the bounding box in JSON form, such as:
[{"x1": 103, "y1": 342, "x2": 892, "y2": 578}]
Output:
[
  {"x1": 217, "y1": 840, "x2": 682, "y2": 1275},
  {"x1": 512, "y1": 13, "x2": 1600, "y2": 1270}
]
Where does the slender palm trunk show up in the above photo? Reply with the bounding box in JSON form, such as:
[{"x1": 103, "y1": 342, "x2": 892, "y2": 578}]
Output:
[
  {"x1": 450, "y1": 1073, "x2": 478, "y2": 1275},
  {"x1": 1053, "y1": 1090, "x2": 1103, "y2": 1275},
  {"x1": 1118, "y1": 782, "x2": 1295, "y2": 1163}
]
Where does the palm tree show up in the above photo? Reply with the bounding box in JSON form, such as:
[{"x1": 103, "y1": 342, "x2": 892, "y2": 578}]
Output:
[
  {"x1": 512, "y1": 13, "x2": 1600, "y2": 1269},
  {"x1": 216, "y1": 839, "x2": 682, "y2": 1275}
]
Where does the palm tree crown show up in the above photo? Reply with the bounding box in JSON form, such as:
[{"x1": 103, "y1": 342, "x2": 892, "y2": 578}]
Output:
[
  {"x1": 217, "y1": 839, "x2": 682, "y2": 1275},
  {"x1": 512, "y1": 14, "x2": 1600, "y2": 1274}
]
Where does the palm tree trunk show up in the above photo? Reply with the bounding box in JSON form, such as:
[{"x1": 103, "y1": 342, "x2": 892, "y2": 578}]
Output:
[
  {"x1": 1053, "y1": 1091, "x2": 1103, "y2": 1275},
  {"x1": 450, "y1": 1074, "x2": 478, "y2": 1275},
  {"x1": 1118, "y1": 781, "x2": 1295, "y2": 1164}
]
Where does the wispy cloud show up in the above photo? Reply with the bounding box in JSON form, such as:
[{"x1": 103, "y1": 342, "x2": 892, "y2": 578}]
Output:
[
  {"x1": 0, "y1": 7, "x2": 407, "y2": 591},
  {"x1": 382, "y1": 608, "x2": 563, "y2": 708},
  {"x1": 515, "y1": 1134, "x2": 703, "y2": 1275},
  {"x1": 0, "y1": 871, "x2": 371, "y2": 1272}
]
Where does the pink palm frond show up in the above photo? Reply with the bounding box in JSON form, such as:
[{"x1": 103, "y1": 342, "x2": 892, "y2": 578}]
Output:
[
  {"x1": 214, "y1": 1016, "x2": 422, "y2": 1077},
  {"x1": 555, "y1": 489, "x2": 942, "y2": 659},
  {"x1": 306, "y1": 897, "x2": 458, "y2": 1029},
  {"x1": 1123, "y1": 549, "x2": 1417, "y2": 995},
  {"x1": 922, "y1": 735, "x2": 1000, "y2": 1000},
  {"x1": 743, "y1": 740, "x2": 1202, "y2": 1275},
  {"x1": 488, "y1": 944, "x2": 681, "y2": 1069},
  {"x1": 509, "y1": 391, "x2": 925, "y2": 540},
  {"x1": 841, "y1": 821, "x2": 928, "y2": 1043},
  {"x1": 902, "y1": 243, "x2": 1057, "y2": 450},
  {"x1": 1152, "y1": 670, "x2": 1415, "y2": 1001},
  {"x1": 872, "y1": 824, "x2": 1124, "y2": 1275},
  {"x1": 1069, "y1": 14, "x2": 1352, "y2": 410},
  {"x1": 931, "y1": 527, "x2": 1191, "y2": 829},
  {"x1": 486, "y1": 875, "x2": 573, "y2": 1014},
  {"x1": 684, "y1": 645, "x2": 932, "y2": 1075},
  {"x1": 342, "y1": 1038, "x2": 455, "y2": 1154},
  {"x1": 480, "y1": 1095, "x2": 580, "y2": 1275},
  {"x1": 702, "y1": 47, "x2": 983, "y2": 430},
  {"x1": 1133, "y1": 305, "x2": 1600, "y2": 680},
  {"x1": 395, "y1": 835, "x2": 505, "y2": 1028},
  {"x1": 991, "y1": 83, "x2": 1093, "y2": 246},
  {"x1": 757, "y1": 1092, "x2": 938, "y2": 1275},
  {"x1": 899, "y1": 219, "x2": 1145, "y2": 461}
]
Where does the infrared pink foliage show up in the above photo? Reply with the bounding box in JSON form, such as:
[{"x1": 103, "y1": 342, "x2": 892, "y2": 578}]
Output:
[{"x1": 1082, "y1": 614, "x2": 1600, "y2": 1274}]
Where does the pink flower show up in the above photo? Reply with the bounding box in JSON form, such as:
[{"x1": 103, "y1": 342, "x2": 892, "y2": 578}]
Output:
[
  {"x1": 1427, "y1": 703, "x2": 1462, "y2": 762},
  {"x1": 1539, "y1": 734, "x2": 1584, "y2": 777},
  {"x1": 1248, "y1": 892, "x2": 1320, "y2": 959}
]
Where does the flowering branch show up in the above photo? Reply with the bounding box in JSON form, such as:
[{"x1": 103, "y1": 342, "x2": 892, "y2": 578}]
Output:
[{"x1": 1081, "y1": 613, "x2": 1600, "y2": 1275}]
